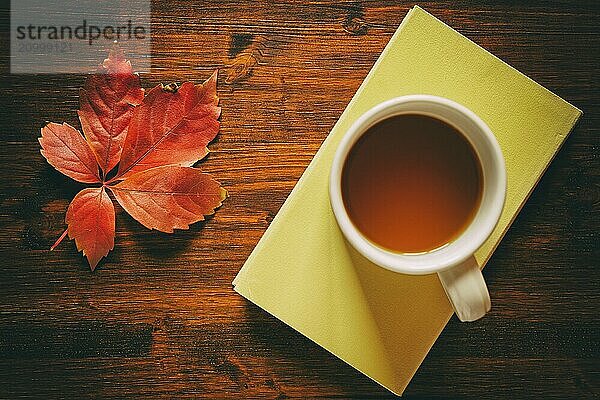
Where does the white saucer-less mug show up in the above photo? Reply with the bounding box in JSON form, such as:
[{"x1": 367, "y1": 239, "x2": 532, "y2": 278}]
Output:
[{"x1": 329, "y1": 95, "x2": 506, "y2": 322}]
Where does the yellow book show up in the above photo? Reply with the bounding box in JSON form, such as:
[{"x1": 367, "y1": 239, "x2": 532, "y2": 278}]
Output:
[{"x1": 233, "y1": 5, "x2": 582, "y2": 395}]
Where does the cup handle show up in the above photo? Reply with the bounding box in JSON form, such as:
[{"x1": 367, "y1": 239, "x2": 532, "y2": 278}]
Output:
[{"x1": 437, "y1": 255, "x2": 491, "y2": 322}]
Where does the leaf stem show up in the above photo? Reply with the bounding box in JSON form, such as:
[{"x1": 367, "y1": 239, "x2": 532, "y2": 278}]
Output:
[{"x1": 50, "y1": 229, "x2": 68, "y2": 251}]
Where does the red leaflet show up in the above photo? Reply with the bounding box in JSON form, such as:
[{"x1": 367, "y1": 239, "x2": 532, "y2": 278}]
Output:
[
  {"x1": 39, "y1": 122, "x2": 101, "y2": 183},
  {"x1": 66, "y1": 188, "x2": 115, "y2": 270},
  {"x1": 110, "y1": 166, "x2": 226, "y2": 233},
  {"x1": 116, "y1": 74, "x2": 220, "y2": 179},
  {"x1": 40, "y1": 50, "x2": 225, "y2": 271},
  {"x1": 78, "y1": 49, "x2": 144, "y2": 174}
]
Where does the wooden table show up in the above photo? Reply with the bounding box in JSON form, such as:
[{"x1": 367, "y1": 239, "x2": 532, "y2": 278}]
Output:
[{"x1": 1, "y1": 1, "x2": 598, "y2": 398}]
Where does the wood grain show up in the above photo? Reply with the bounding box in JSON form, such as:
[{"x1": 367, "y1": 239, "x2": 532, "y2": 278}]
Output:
[{"x1": 1, "y1": 0, "x2": 598, "y2": 398}]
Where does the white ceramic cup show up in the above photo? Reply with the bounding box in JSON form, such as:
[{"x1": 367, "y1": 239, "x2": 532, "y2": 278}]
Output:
[{"x1": 329, "y1": 95, "x2": 506, "y2": 322}]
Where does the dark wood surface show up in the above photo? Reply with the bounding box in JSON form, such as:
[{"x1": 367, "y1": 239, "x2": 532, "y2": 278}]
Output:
[{"x1": 1, "y1": 1, "x2": 598, "y2": 398}]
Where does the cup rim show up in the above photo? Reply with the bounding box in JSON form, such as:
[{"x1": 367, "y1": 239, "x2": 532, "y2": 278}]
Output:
[{"x1": 329, "y1": 95, "x2": 506, "y2": 275}]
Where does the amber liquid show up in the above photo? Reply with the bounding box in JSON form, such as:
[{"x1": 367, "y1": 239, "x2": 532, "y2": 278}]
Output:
[{"x1": 341, "y1": 114, "x2": 483, "y2": 253}]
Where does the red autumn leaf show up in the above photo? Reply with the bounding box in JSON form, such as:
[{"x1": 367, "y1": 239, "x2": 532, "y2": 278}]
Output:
[
  {"x1": 66, "y1": 187, "x2": 115, "y2": 270},
  {"x1": 39, "y1": 122, "x2": 101, "y2": 183},
  {"x1": 78, "y1": 49, "x2": 144, "y2": 174},
  {"x1": 41, "y1": 49, "x2": 225, "y2": 271},
  {"x1": 116, "y1": 73, "x2": 220, "y2": 179},
  {"x1": 110, "y1": 166, "x2": 226, "y2": 233}
]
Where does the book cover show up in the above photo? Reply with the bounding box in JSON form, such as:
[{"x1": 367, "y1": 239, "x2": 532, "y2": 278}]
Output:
[{"x1": 233, "y1": 6, "x2": 582, "y2": 395}]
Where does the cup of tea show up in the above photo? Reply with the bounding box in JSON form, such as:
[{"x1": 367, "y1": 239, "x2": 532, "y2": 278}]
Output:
[{"x1": 329, "y1": 95, "x2": 506, "y2": 322}]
